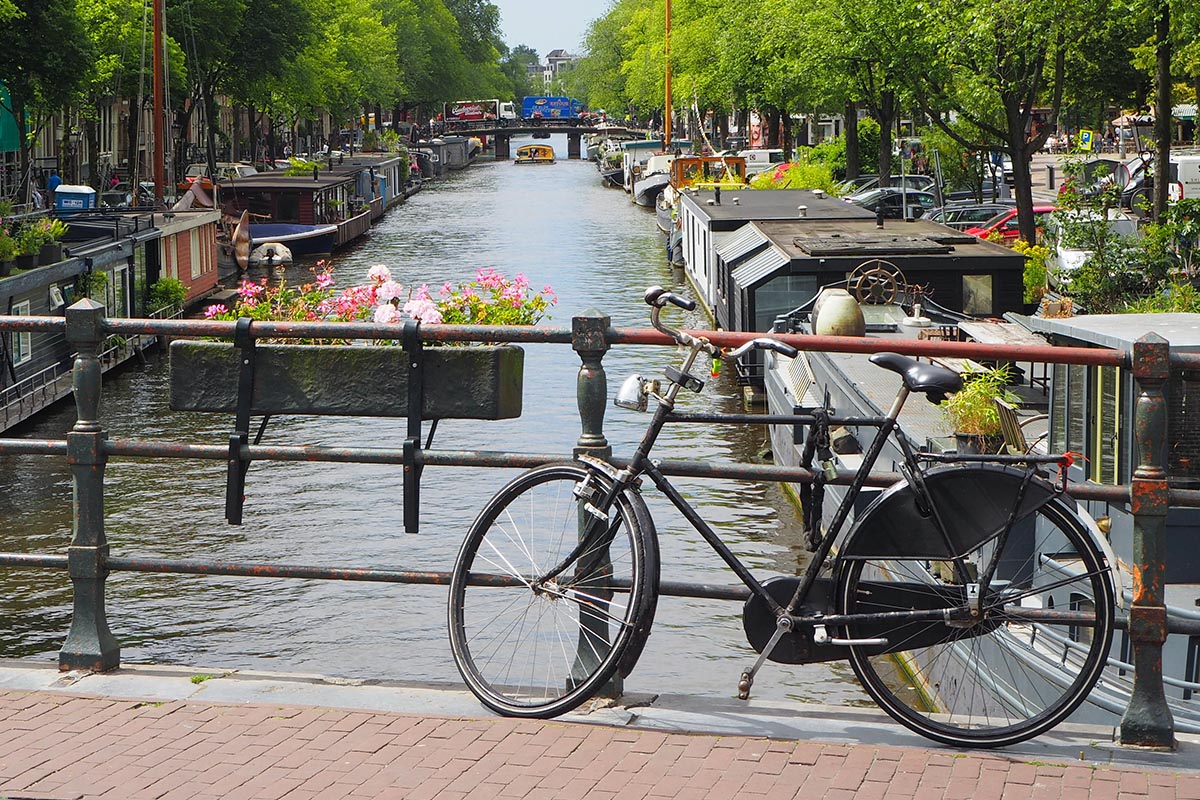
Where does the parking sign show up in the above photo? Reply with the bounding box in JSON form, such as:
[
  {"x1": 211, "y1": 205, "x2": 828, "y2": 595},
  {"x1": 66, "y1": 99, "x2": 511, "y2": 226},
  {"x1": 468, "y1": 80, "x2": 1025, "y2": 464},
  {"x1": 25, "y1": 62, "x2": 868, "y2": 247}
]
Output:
[{"x1": 1079, "y1": 129, "x2": 1095, "y2": 151}]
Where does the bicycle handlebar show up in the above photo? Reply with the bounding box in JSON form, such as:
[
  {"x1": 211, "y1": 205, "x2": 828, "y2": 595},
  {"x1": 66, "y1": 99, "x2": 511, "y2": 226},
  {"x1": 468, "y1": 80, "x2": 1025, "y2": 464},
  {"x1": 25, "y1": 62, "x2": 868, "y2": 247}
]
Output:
[
  {"x1": 644, "y1": 286, "x2": 695, "y2": 311},
  {"x1": 725, "y1": 338, "x2": 800, "y2": 361}
]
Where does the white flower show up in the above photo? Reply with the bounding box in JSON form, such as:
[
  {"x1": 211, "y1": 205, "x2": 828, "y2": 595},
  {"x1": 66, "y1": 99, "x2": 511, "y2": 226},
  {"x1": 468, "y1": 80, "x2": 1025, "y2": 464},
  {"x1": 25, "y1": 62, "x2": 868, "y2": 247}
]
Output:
[
  {"x1": 373, "y1": 303, "x2": 402, "y2": 324},
  {"x1": 403, "y1": 298, "x2": 444, "y2": 325},
  {"x1": 376, "y1": 279, "x2": 404, "y2": 303},
  {"x1": 367, "y1": 265, "x2": 392, "y2": 284}
]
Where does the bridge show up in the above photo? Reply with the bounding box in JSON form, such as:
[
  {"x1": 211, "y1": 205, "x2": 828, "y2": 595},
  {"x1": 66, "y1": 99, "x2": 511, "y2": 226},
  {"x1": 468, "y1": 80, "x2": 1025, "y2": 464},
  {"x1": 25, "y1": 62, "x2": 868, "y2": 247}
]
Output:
[{"x1": 439, "y1": 123, "x2": 649, "y2": 160}]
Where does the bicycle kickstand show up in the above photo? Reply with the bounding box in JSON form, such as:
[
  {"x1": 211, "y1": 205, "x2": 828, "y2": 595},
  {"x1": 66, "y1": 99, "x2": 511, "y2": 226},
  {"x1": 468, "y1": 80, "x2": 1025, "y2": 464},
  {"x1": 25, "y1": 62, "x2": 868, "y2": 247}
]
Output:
[{"x1": 738, "y1": 616, "x2": 792, "y2": 700}]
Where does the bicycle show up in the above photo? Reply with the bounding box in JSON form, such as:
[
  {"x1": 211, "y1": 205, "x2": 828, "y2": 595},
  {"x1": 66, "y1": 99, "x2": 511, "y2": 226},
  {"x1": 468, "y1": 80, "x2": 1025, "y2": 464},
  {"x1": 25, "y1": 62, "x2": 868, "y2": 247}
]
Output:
[{"x1": 447, "y1": 288, "x2": 1116, "y2": 748}]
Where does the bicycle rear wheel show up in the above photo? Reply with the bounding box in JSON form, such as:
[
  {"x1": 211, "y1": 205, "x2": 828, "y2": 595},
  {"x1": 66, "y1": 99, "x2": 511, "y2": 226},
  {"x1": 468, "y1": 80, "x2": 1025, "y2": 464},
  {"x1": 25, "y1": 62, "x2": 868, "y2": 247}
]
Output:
[
  {"x1": 838, "y1": 494, "x2": 1114, "y2": 747},
  {"x1": 448, "y1": 462, "x2": 657, "y2": 718}
]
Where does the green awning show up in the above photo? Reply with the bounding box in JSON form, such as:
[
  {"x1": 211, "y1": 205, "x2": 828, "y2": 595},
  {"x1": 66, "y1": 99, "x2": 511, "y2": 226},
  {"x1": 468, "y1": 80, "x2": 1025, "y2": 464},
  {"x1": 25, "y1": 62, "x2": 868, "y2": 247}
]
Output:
[{"x1": 0, "y1": 85, "x2": 19, "y2": 153}]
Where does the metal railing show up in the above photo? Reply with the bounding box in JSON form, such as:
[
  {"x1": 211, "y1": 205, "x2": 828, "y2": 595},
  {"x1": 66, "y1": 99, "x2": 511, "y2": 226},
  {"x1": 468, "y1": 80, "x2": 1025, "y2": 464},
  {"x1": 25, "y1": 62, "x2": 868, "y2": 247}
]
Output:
[{"x1": 0, "y1": 301, "x2": 1197, "y2": 749}]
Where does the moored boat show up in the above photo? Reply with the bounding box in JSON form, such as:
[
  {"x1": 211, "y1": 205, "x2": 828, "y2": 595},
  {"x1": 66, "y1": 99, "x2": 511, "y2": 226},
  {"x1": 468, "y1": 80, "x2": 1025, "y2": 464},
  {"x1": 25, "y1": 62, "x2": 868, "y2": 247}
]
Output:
[
  {"x1": 248, "y1": 223, "x2": 338, "y2": 255},
  {"x1": 514, "y1": 144, "x2": 556, "y2": 165}
]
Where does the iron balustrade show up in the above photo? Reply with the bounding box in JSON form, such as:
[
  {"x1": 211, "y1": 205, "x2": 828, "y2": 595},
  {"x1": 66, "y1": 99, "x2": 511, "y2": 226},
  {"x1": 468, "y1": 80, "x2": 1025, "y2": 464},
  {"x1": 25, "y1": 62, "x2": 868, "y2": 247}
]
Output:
[{"x1": 0, "y1": 300, "x2": 1195, "y2": 749}]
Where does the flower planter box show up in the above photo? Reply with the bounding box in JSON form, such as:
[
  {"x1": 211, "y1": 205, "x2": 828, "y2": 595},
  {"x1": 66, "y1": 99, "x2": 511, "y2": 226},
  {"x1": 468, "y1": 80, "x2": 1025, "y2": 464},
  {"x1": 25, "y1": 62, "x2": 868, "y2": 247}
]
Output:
[{"x1": 169, "y1": 340, "x2": 523, "y2": 419}]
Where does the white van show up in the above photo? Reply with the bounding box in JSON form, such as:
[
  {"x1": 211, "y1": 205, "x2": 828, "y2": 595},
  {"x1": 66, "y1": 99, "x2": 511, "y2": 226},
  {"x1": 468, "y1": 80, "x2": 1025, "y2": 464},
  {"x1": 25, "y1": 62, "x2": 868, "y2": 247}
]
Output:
[
  {"x1": 737, "y1": 148, "x2": 786, "y2": 176},
  {"x1": 1167, "y1": 153, "x2": 1200, "y2": 201}
]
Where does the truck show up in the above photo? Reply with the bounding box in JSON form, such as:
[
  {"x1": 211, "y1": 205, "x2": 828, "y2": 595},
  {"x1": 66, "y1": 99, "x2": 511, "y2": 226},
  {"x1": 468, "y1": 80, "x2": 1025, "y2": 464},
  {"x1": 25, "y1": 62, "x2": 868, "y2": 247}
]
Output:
[
  {"x1": 442, "y1": 99, "x2": 517, "y2": 127},
  {"x1": 521, "y1": 96, "x2": 583, "y2": 122}
]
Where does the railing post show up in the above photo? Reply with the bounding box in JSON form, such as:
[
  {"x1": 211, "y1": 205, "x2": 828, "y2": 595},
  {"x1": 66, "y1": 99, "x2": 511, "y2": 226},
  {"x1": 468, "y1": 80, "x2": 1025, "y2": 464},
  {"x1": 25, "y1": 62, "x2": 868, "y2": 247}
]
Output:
[
  {"x1": 1120, "y1": 332, "x2": 1175, "y2": 749},
  {"x1": 573, "y1": 309, "x2": 611, "y2": 459},
  {"x1": 59, "y1": 299, "x2": 120, "y2": 672},
  {"x1": 571, "y1": 309, "x2": 619, "y2": 695}
]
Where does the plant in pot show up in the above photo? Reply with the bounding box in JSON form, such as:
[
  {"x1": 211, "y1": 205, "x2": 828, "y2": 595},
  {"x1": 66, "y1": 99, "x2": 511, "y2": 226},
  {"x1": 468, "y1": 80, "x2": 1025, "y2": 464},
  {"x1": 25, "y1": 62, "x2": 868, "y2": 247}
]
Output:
[
  {"x1": 15, "y1": 224, "x2": 46, "y2": 270},
  {"x1": 37, "y1": 218, "x2": 68, "y2": 265},
  {"x1": 940, "y1": 364, "x2": 1020, "y2": 454},
  {"x1": 0, "y1": 226, "x2": 16, "y2": 277}
]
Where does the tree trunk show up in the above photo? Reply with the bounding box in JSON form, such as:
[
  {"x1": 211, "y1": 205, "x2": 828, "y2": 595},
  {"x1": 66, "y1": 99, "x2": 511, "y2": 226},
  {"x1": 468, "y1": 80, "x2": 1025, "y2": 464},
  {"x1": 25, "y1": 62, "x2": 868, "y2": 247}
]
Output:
[
  {"x1": 877, "y1": 91, "x2": 895, "y2": 186},
  {"x1": 766, "y1": 107, "x2": 781, "y2": 148},
  {"x1": 13, "y1": 95, "x2": 30, "y2": 205},
  {"x1": 1153, "y1": 0, "x2": 1171, "y2": 222},
  {"x1": 781, "y1": 112, "x2": 793, "y2": 161},
  {"x1": 203, "y1": 87, "x2": 219, "y2": 178},
  {"x1": 845, "y1": 101, "x2": 860, "y2": 179}
]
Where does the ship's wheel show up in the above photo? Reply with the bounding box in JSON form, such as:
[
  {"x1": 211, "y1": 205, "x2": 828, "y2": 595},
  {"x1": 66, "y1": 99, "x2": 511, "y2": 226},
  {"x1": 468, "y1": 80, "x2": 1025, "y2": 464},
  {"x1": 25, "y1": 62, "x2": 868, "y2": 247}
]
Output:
[{"x1": 848, "y1": 259, "x2": 906, "y2": 305}]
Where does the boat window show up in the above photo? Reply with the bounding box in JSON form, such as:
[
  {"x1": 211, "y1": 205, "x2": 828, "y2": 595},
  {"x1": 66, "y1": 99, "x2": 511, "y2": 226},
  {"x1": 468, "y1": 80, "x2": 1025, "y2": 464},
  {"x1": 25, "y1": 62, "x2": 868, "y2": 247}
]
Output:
[
  {"x1": 755, "y1": 275, "x2": 817, "y2": 332},
  {"x1": 1170, "y1": 371, "x2": 1200, "y2": 485},
  {"x1": 11, "y1": 300, "x2": 31, "y2": 365},
  {"x1": 961, "y1": 274, "x2": 992, "y2": 315},
  {"x1": 1052, "y1": 364, "x2": 1088, "y2": 458},
  {"x1": 277, "y1": 193, "x2": 300, "y2": 223},
  {"x1": 1090, "y1": 366, "x2": 1121, "y2": 485}
]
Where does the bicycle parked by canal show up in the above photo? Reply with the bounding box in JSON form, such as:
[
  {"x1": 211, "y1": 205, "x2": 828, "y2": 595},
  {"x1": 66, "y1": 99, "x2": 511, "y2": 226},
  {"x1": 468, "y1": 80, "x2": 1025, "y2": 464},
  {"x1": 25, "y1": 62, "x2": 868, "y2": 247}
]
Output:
[{"x1": 447, "y1": 287, "x2": 1116, "y2": 748}]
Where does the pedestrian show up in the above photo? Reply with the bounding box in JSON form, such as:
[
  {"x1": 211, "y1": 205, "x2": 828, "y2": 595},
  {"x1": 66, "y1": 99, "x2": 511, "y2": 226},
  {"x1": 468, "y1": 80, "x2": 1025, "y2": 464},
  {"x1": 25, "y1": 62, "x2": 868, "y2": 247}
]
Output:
[
  {"x1": 46, "y1": 170, "x2": 62, "y2": 202},
  {"x1": 283, "y1": 143, "x2": 293, "y2": 159}
]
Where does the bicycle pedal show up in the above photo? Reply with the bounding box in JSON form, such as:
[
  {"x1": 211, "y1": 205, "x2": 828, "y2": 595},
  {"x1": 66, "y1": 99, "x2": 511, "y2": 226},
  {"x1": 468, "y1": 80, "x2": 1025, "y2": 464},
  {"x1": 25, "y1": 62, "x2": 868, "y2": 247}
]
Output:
[{"x1": 737, "y1": 670, "x2": 753, "y2": 700}]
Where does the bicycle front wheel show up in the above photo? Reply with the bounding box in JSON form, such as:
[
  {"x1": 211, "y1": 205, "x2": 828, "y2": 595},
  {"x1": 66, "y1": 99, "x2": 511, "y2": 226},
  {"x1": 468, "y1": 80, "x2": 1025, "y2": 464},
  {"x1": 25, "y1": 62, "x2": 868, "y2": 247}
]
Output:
[
  {"x1": 838, "y1": 493, "x2": 1114, "y2": 747},
  {"x1": 448, "y1": 462, "x2": 657, "y2": 718}
]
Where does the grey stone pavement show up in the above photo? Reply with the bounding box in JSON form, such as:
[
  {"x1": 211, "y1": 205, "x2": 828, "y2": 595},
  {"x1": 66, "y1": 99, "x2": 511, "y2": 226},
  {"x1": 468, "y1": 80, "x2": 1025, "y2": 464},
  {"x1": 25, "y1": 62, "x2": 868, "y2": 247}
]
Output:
[{"x1": 2, "y1": 659, "x2": 1200, "y2": 799}]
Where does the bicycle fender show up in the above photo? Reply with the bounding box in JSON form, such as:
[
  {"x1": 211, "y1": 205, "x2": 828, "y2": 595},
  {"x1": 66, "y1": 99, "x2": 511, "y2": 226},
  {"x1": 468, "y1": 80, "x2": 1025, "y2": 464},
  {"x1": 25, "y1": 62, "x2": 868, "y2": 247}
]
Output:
[
  {"x1": 1073, "y1": 501, "x2": 1125, "y2": 609},
  {"x1": 840, "y1": 463, "x2": 1057, "y2": 560}
]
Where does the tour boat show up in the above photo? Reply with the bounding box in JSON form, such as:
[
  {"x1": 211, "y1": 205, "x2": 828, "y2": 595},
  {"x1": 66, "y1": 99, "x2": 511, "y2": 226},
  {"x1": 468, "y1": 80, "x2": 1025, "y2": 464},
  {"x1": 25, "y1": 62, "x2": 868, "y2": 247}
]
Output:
[{"x1": 514, "y1": 144, "x2": 556, "y2": 165}]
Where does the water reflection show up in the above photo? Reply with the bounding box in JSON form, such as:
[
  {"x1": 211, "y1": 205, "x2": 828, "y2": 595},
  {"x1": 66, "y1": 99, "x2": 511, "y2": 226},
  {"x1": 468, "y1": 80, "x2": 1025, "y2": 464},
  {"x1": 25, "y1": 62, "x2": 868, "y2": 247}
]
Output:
[{"x1": 0, "y1": 139, "x2": 865, "y2": 706}]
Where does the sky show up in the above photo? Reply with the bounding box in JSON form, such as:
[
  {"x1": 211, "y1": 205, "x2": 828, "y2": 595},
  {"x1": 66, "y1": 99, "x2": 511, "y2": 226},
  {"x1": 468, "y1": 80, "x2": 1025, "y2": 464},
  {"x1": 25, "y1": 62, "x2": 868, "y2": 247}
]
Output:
[{"x1": 494, "y1": 0, "x2": 608, "y2": 60}]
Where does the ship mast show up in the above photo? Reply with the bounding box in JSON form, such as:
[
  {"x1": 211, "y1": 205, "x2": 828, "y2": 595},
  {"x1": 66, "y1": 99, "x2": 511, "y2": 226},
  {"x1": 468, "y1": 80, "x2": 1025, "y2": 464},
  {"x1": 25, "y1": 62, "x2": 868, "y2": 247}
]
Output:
[
  {"x1": 152, "y1": 0, "x2": 165, "y2": 204},
  {"x1": 663, "y1": 0, "x2": 672, "y2": 152}
]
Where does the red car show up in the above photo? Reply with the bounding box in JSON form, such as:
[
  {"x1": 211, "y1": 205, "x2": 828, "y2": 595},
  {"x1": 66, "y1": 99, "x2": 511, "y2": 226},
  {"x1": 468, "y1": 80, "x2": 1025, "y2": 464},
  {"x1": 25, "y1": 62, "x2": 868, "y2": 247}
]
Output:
[{"x1": 964, "y1": 204, "x2": 1057, "y2": 245}]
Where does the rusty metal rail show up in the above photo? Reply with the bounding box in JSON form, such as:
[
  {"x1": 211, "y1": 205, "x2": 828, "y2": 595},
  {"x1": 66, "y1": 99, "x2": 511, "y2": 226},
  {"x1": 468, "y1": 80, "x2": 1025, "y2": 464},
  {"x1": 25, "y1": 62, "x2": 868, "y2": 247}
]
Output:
[{"x1": 0, "y1": 302, "x2": 1190, "y2": 748}]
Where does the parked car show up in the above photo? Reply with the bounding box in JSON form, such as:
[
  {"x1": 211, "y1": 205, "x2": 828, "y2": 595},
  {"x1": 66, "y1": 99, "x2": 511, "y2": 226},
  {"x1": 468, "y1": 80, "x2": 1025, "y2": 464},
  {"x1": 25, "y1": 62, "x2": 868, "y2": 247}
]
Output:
[
  {"x1": 842, "y1": 174, "x2": 936, "y2": 194},
  {"x1": 847, "y1": 187, "x2": 938, "y2": 219},
  {"x1": 924, "y1": 201, "x2": 1016, "y2": 231},
  {"x1": 99, "y1": 181, "x2": 157, "y2": 210},
  {"x1": 945, "y1": 180, "x2": 1011, "y2": 202},
  {"x1": 176, "y1": 162, "x2": 258, "y2": 193},
  {"x1": 963, "y1": 204, "x2": 1057, "y2": 245}
]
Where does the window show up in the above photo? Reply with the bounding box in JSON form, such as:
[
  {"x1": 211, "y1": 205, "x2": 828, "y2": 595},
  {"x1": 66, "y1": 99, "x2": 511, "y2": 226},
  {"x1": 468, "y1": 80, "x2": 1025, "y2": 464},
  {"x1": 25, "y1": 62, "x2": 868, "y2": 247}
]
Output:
[
  {"x1": 1091, "y1": 366, "x2": 1121, "y2": 484},
  {"x1": 11, "y1": 300, "x2": 31, "y2": 365},
  {"x1": 961, "y1": 274, "x2": 993, "y2": 315},
  {"x1": 190, "y1": 230, "x2": 201, "y2": 280}
]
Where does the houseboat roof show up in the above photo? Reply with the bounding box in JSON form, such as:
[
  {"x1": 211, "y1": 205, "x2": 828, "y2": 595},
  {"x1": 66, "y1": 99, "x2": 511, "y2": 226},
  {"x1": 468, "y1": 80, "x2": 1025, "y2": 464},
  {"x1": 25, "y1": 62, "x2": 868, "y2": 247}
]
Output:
[
  {"x1": 1022, "y1": 313, "x2": 1200, "y2": 352},
  {"x1": 748, "y1": 218, "x2": 1022, "y2": 266},
  {"x1": 221, "y1": 173, "x2": 357, "y2": 193},
  {"x1": 680, "y1": 189, "x2": 875, "y2": 227}
]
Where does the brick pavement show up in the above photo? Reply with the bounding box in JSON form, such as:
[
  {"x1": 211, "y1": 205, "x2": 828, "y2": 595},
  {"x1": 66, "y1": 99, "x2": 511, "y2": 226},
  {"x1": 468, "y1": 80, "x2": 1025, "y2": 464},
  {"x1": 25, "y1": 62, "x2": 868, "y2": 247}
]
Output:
[{"x1": 2, "y1": 689, "x2": 1199, "y2": 800}]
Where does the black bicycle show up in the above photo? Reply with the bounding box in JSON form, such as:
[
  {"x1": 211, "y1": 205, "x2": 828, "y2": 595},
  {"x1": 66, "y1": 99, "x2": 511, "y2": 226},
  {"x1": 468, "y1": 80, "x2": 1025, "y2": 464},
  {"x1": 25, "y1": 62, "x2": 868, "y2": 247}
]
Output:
[{"x1": 448, "y1": 287, "x2": 1116, "y2": 748}]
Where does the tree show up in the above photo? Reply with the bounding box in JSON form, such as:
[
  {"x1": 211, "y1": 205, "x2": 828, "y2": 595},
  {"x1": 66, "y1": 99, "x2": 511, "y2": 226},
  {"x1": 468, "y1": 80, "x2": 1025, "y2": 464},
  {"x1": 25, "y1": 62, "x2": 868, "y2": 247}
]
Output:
[
  {"x1": 0, "y1": 0, "x2": 91, "y2": 202},
  {"x1": 909, "y1": 0, "x2": 1101, "y2": 243},
  {"x1": 500, "y1": 44, "x2": 540, "y2": 104}
]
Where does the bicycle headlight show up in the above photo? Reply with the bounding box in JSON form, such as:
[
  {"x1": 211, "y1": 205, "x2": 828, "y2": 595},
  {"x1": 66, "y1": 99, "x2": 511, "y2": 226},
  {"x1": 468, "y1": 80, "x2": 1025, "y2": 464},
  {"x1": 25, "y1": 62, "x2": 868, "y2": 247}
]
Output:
[{"x1": 614, "y1": 374, "x2": 648, "y2": 412}]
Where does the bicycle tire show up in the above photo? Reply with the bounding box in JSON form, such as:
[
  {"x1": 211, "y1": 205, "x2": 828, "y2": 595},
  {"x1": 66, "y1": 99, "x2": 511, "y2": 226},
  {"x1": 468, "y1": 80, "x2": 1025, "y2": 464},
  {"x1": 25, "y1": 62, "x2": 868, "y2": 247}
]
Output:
[
  {"x1": 837, "y1": 485, "x2": 1114, "y2": 747},
  {"x1": 448, "y1": 462, "x2": 658, "y2": 718}
]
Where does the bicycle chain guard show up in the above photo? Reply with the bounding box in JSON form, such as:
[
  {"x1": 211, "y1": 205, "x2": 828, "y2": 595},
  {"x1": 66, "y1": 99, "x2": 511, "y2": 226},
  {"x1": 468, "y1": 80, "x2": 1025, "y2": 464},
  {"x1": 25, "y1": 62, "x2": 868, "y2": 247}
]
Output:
[{"x1": 741, "y1": 577, "x2": 846, "y2": 664}]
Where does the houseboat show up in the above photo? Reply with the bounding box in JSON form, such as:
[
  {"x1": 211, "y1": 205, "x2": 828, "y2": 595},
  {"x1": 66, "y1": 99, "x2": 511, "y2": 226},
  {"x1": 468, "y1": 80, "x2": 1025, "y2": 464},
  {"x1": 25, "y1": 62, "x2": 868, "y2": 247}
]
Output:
[
  {"x1": 1, "y1": 208, "x2": 220, "y2": 432},
  {"x1": 655, "y1": 155, "x2": 749, "y2": 236},
  {"x1": 675, "y1": 189, "x2": 874, "y2": 315}
]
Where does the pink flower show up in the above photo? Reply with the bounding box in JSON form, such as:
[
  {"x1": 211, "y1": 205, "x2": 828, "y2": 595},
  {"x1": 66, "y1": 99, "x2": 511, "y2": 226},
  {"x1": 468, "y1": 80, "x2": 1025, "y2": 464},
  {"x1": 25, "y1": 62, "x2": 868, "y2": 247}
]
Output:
[
  {"x1": 412, "y1": 284, "x2": 433, "y2": 301},
  {"x1": 237, "y1": 280, "x2": 263, "y2": 299},
  {"x1": 204, "y1": 304, "x2": 227, "y2": 318},
  {"x1": 316, "y1": 272, "x2": 335, "y2": 290},
  {"x1": 367, "y1": 265, "x2": 391, "y2": 284},
  {"x1": 374, "y1": 303, "x2": 402, "y2": 324}
]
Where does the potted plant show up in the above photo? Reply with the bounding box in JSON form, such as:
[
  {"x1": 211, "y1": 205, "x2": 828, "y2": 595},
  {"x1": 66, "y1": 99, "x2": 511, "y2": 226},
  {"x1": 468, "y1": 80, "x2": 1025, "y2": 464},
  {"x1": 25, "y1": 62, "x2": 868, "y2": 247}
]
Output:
[
  {"x1": 0, "y1": 227, "x2": 16, "y2": 277},
  {"x1": 170, "y1": 264, "x2": 556, "y2": 420},
  {"x1": 38, "y1": 218, "x2": 68, "y2": 265},
  {"x1": 941, "y1": 364, "x2": 1020, "y2": 454},
  {"x1": 15, "y1": 224, "x2": 44, "y2": 270}
]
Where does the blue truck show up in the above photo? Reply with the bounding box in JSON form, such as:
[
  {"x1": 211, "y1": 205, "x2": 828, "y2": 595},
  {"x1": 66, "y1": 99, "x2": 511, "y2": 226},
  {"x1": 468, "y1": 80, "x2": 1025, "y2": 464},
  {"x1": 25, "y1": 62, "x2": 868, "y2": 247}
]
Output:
[{"x1": 521, "y1": 96, "x2": 583, "y2": 121}]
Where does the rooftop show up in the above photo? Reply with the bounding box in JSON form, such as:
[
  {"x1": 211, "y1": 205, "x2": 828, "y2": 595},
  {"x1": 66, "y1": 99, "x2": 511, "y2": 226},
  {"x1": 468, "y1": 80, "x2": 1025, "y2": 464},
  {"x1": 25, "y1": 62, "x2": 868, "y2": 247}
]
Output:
[{"x1": 1023, "y1": 313, "x2": 1200, "y2": 351}]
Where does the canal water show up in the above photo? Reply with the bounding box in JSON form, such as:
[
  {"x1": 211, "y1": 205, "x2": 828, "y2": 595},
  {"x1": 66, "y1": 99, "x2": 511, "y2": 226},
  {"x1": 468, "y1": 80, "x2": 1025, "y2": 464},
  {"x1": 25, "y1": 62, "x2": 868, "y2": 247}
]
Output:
[{"x1": 0, "y1": 137, "x2": 866, "y2": 707}]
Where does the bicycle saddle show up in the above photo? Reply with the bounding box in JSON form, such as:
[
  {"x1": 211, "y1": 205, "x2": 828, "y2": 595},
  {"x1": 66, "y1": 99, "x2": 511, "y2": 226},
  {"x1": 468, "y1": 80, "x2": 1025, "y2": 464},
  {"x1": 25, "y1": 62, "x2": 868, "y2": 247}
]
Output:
[{"x1": 869, "y1": 352, "x2": 962, "y2": 403}]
